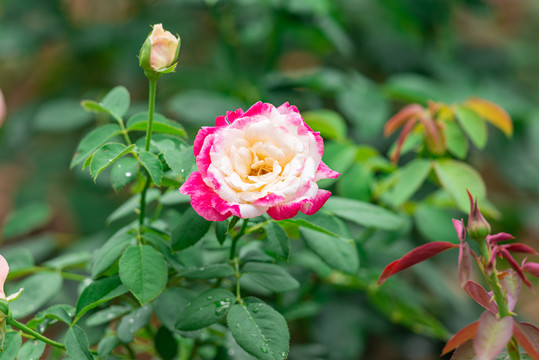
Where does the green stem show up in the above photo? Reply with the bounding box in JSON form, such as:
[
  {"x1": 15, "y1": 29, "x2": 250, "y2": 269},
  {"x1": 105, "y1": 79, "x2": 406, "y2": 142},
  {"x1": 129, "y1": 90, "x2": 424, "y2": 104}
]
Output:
[
  {"x1": 145, "y1": 78, "x2": 157, "y2": 152},
  {"x1": 113, "y1": 115, "x2": 131, "y2": 145},
  {"x1": 478, "y1": 239, "x2": 510, "y2": 318},
  {"x1": 477, "y1": 238, "x2": 521, "y2": 359},
  {"x1": 139, "y1": 77, "x2": 158, "y2": 231},
  {"x1": 229, "y1": 218, "x2": 248, "y2": 260},
  {"x1": 8, "y1": 317, "x2": 65, "y2": 349},
  {"x1": 233, "y1": 257, "x2": 242, "y2": 304}
]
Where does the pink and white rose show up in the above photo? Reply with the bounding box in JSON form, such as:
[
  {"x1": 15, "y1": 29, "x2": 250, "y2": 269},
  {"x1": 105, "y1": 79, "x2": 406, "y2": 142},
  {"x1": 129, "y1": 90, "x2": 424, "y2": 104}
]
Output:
[{"x1": 180, "y1": 102, "x2": 340, "y2": 221}]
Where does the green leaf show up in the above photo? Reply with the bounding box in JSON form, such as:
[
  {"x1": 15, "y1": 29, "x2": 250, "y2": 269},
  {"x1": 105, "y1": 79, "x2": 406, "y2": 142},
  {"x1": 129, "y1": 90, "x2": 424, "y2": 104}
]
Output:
[
  {"x1": 163, "y1": 147, "x2": 195, "y2": 177},
  {"x1": 1, "y1": 203, "x2": 51, "y2": 239},
  {"x1": 106, "y1": 189, "x2": 160, "y2": 224},
  {"x1": 92, "y1": 231, "x2": 137, "y2": 278},
  {"x1": 433, "y1": 159, "x2": 486, "y2": 212},
  {"x1": 414, "y1": 204, "x2": 458, "y2": 243},
  {"x1": 138, "y1": 151, "x2": 163, "y2": 186},
  {"x1": 337, "y1": 162, "x2": 374, "y2": 201},
  {"x1": 215, "y1": 221, "x2": 228, "y2": 246},
  {"x1": 171, "y1": 207, "x2": 212, "y2": 251},
  {"x1": 70, "y1": 124, "x2": 123, "y2": 168},
  {"x1": 119, "y1": 245, "x2": 168, "y2": 305},
  {"x1": 179, "y1": 264, "x2": 234, "y2": 279},
  {"x1": 101, "y1": 86, "x2": 130, "y2": 118},
  {"x1": 318, "y1": 142, "x2": 357, "y2": 188},
  {"x1": 65, "y1": 325, "x2": 93, "y2": 360},
  {"x1": 177, "y1": 288, "x2": 235, "y2": 331},
  {"x1": 80, "y1": 100, "x2": 109, "y2": 114},
  {"x1": 155, "y1": 326, "x2": 178, "y2": 360},
  {"x1": 444, "y1": 120, "x2": 469, "y2": 159},
  {"x1": 302, "y1": 109, "x2": 347, "y2": 140},
  {"x1": 75, "y1": 275, "x2": 128, "y2": 324},
  {"x1": 85, "y1": 305, "x2": 131, "y2": 327},
  {"x1": 17, "y1": 339, "x2": 45, "y2": 360},
  {"x1": 117, "y1": 305, "x2": 153, "y2": 343},
  {"x1": 110, "y1": 157, "x2": 139, "y2": 192},
  {"x1": 8, "y1": 272, "x2": 62, "y2": 318},
  {"x1": 89, "y1": 143, "x2": 135, "y2": 181},
  {"x1": 455, "y1": 105, "x2": 488, "y2": 149},
  {"x1": 26, "y1": 304, "x2": 74, "y2": 329},
  {"x1": 301, "y1": 228, "x2": 359, "y2": 274},
  {"x1": 241, "y1": 262, "x2": 299, "y2": 293},
  {"x1": 336, "y1": 73, "x2": 389, "y2": 139},
  {"x1": 154, "y1": 287, "x2": 195, "y2": 331},
  {"x1": 0, "y1": 332, "x2": 21, "y2": 360},
  {"x1": 126, "y1": 112, "x2": 186, "y2": 137},
  {"x1": 324, "y1": 196, "x2": 405, "y2": 231},
  {"x1": 227, "y1": 299, "x2": 289, "y2": 360},
  {"x1": 265, "y1": 221, "x2": 290, "y2": 260},
  {"x1": 386, "y1": 159, "x2": 431, "y2": 207},
  {"x1": 168, "y1": 90, "x2": 245, "y2": 125},
  {"x1": 97, "y1": 335, "x2": 117, "y2": 359},
  {"x1": 43, "y1": 251, "x2": 91, "y2": 270},
  {"x1": 2, "y1": 248, "x2": 33, "y2": 273},
  {"x1": 34, "y1": 99, "x2": 92, "y2": 132}
]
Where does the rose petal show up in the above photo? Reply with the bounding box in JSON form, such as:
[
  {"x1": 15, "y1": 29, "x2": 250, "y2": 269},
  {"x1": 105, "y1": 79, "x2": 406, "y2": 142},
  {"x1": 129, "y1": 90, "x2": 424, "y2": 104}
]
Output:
[
  {"x1": 314, "y1": 161, "x2": 340, "y2": 181},
  {"x1": 300, "y1": 189, "x2": 332, "y2": 216},
  {"x1": 180, "y1": 172, "x2": 231, "y2": 221}
]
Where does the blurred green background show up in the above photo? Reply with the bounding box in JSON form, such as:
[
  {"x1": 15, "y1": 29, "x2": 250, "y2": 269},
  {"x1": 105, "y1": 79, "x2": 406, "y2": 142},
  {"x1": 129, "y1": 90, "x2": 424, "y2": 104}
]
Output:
[{"x1": 1, "y1": 0, "x2": 539, "y2": 359}]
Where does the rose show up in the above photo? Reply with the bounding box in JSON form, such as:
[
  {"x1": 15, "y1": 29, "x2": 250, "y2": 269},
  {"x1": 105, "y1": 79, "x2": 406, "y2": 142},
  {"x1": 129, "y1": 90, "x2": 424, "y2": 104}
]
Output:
[
  {"x1": 139, "y1": 24, "x2": 180, "y2": 76},
  {"x1": 0, "y1": 89, "x2": 5, "y2": 128},
  {"x1": 180, "y1": 102, "x2": 340, "y2": 221}
]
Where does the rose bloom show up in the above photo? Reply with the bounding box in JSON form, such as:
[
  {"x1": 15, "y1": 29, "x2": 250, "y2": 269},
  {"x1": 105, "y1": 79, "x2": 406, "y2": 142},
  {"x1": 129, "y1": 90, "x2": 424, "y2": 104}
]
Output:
[
  {"x1": 180, "y1": 102, "x2": 340, "y2": 221},
  {"x1": 149, "y1": 24, "x2": 179, "y2": 70}
]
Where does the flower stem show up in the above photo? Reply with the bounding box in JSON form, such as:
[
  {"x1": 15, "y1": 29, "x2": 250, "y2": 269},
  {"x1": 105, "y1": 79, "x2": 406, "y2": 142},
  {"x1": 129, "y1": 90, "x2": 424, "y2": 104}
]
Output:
[
  {"x1": 8, "y1": 317, "x2": 65, "y2": 350},
  {"x1": 477, "y1": 237, "x2": 521, "y2": 359},
  {"x1": 139, "y1": 77, "x2": 158, "y2": 230},
  {"x1": 229, "y1": 218, "x2": 248, "y2": 260}
]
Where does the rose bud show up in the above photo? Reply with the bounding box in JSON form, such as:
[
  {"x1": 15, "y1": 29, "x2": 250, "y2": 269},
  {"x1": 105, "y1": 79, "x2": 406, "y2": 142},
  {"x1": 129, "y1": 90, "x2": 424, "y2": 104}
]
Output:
[
  {"x1": 466, "y1": 190, "x2": 491, "y2": 240},
  {"x1": 139, "y1": 24, "x2": 180, "y2": 78},
  {"x1": 0, "y1": 89, "x2": 6, "y2": 128}
]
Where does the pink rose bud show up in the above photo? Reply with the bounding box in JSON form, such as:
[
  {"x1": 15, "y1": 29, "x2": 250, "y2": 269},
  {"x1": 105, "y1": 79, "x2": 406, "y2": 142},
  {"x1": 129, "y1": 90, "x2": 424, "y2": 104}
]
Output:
[
  {"x1": 466, "y1": 190, "x2": 491, "y2": 240},
  {"x1": 180, "y1": 102, "x2": 340, "y2": 221},
  {"x1": 139, "y1": 24, "x2": 180, "y2": 77},
  {"x1": 0, "y1": 255, "x2": 9, "y2": 300},
  {"x1": 0, "y1": 89, "x2": 6, "y2": 127}
]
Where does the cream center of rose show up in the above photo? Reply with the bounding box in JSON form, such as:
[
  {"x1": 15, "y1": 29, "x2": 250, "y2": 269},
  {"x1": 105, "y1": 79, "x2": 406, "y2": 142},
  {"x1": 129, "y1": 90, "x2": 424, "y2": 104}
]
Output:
[{"x1": 230, "y1": 139, "x2": 288, "y2": 182}]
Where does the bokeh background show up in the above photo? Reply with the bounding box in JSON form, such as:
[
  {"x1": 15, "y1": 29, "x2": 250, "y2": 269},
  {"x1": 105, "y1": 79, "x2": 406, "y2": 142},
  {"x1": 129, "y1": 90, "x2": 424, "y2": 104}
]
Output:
[{"x1": 1, "y1": 0, "x2": 539, "y2": 359}]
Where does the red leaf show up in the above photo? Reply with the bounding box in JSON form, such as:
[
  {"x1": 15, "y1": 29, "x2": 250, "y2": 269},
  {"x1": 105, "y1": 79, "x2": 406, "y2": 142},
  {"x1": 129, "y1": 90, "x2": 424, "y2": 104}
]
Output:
[
  {"x1": 523, "y1": 262, "x2": 539, "y2": 278},
  {"x1": 459, "y1": 242, "x2": 472, "y2": 287},
  {"x1": 450, "y1": 340, "x2": 476, "y2": 360},
  {"x1": 390, "y1": 117, "x2": 418, "y2": 163},
  {"x1": 442, "y1": 321, "x2": 479, "y2": 355},
  {"x1": 500, "y1": 248, "x2": 533, "y2": 288},
  {"x1": 486, "y1": 232, "x2": 514, "y2": 244},
  {"x1": 384, "y1": 104, "x2": 424, "y2": 137},
  {"x1": 474, "y1": 311, "x2": 513, "y2": 360},
  {"x1": 503, "y1": 243, "x2": 538, "y2": 255},
  {"x1": 377, "y1": 241, "x2": 459, "y2": 285},
  {"x1": 513, "y1": 320, "x2": 539, "y2": 360},
  {"x1": 463, "y1": 280, "x2": 498, "y2": 315},
  {"x1": 452, "y1": 218, "x2": 466, "y2": 242}
]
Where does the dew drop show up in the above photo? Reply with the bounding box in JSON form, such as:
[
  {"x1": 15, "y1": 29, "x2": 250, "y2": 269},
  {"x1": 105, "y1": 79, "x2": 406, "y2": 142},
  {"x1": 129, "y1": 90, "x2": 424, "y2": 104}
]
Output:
[
  {"x1": 207, "y1": 295, "x2": 213, "y2": 300},
  {"x1": 260, "y1": 346, "x2": 268, "y2": 353},
  {"x1": 236, "y1": 323, "x2": 240, "y2": 328},
  {"x1": 252, "y1": 306, "x2": 260, "y2": 313},
  {"x1": 227, "y1": 349, "x2": 235, "y2": 356},
  {"x1": 117, "y1": 164, "x2": 122, "y2": 169},
  {"x1": 282, "y1": 352, "x2": 286, "y2": 358},
  {"x1": 125, "y1": 172, "x2": 132, "y2": 177},
  {"x1": 128, "y1": 319, "x2": 134, "y2": 324}
]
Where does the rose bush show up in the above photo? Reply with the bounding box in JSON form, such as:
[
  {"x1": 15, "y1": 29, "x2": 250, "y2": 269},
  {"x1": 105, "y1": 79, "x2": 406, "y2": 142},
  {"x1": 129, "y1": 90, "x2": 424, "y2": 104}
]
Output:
[{"x1": 180, "y1": 101, "x2": 340, "y2": 221}]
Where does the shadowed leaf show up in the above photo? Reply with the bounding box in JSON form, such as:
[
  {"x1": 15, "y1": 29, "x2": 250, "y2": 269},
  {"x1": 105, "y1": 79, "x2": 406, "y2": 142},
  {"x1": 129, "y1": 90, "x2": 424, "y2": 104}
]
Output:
[
  {"x1": 473, "y1": 311, "x2": 513, "y2": 360},
  {"x1": 442, "y1": 321, "x2": 479, "y2": 355},
  {"x1": 462, "y1": 281, "x2": 498, "y2": 314}
]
